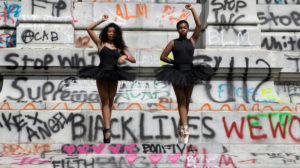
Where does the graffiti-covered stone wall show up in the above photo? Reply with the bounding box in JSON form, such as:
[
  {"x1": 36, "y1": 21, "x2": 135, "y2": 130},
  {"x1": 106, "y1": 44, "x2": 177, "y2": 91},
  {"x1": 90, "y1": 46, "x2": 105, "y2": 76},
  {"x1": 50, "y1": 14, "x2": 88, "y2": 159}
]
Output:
[{"x1": 0, "y1": 0, "x2": 299, "y2": 167}]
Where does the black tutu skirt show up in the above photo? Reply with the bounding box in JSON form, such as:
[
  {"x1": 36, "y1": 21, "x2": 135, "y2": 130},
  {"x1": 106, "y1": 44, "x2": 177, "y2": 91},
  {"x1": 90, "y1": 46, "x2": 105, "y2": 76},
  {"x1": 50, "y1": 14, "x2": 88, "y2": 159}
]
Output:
[
  {"x1": 155, "y1": 63, "x2": 214, "y2": 86},
  {"x1": 78, "y1": 64, "x2": 135, "y2": 81}
]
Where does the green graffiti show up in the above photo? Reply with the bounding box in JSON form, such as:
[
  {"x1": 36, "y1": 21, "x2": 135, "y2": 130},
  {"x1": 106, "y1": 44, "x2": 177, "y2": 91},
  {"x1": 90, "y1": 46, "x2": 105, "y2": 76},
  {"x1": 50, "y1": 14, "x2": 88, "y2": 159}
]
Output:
[{"x1": 246, "y1": 112, "x2": 293, "y2": 128}]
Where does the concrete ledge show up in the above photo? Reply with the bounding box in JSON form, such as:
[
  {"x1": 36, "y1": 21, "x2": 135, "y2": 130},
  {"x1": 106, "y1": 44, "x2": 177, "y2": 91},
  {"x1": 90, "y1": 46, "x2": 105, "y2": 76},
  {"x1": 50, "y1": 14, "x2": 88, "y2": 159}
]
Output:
[
  {"x1": 74, "y1": 2, "x2": 201, "y2": 30},
  {"x1": 79, "y1": 0, "x2": 198, "y2": 3},
  {"x1": 204, "y1": 26, "x2": 261, "y2": 49},
  {"x1": 0, "y1": 48, "x2": 284, "y2": 74},
  {"x1": 18, "y1": 0, "x2": 73, "y2": 23},
  {"x1": 17, "y1": 23, "x2": 74, "y2": 48},
  {"x1": 75, "y1": 30, "x2": 193, "y2": 49},
  {"x1": 0, "y1": 145, "x2": 299, "y2": 167},
  {"x1": 258, "y1": 5, "x2": 300, "y2": 31},
  {"x1": 0, "y1": 110, "x2": 300, "y2": 144},
  {"x1": 0, "y1": 102, "x2": 298, "y2": 112},
  {"x1": 207, "y1": 0, "x2": 259, "y2": 25},
  {"x1": 0, "y1": 75, "x2": 284, "y2": 103},
  {"x1": 261, "y1": 32, "x2": 300, "y2": 51},
  {"x1": 257, "y1": 0, "x2": 300, "y2": 4},
  {"x1": 1, "y1": 143, "x2": 298, "y2": 155}
]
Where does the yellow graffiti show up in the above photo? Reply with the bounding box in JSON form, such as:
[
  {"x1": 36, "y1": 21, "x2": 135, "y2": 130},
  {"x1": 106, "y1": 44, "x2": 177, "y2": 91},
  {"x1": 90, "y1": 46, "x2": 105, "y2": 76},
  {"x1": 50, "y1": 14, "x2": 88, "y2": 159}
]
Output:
[
  {"x1": 158, "y1": 53, "x2": 173, "y2": 66},
  {"x1": 261, "y1": 88, "x2": 287, "y2": 103}
]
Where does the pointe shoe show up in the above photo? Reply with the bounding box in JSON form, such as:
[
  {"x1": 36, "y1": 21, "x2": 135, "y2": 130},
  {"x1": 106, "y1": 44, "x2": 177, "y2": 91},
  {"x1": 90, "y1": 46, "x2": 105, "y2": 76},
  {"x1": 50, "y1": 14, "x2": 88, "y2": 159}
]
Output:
[
  {"x1": 178, "y1": 125, "x2": 189, "y2": 144},
  {"x1": 178, "y1": 126, "x2": 183, "y2": 144},
  {"x1": 103, "y1": 128, "x2": 111, "y2": 143}
]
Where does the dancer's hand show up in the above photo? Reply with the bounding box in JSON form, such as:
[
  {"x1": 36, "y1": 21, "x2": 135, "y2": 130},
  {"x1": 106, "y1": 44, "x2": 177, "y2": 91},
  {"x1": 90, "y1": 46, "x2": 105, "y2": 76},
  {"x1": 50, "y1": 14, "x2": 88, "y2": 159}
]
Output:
[
  {"x1": 118, "y1": 55, "x2": 127, "y2": 64},
  {"x1": 185, "y1": 4, "x2": 194, "y2": 10},
  {"x1": 102, "y1": 14, "x2": 109, "y2": 21}
]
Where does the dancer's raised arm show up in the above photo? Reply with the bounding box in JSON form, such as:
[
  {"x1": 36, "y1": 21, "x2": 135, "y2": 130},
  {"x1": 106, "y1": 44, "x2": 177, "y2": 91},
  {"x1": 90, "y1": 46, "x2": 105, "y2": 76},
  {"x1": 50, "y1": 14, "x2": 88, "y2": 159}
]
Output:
[
  {"x1": 185, "y1": 4, "x2": 201, "y2": 47},
  {"x1": 86, "y1": 14, "x2": 109, "y2": 47}
]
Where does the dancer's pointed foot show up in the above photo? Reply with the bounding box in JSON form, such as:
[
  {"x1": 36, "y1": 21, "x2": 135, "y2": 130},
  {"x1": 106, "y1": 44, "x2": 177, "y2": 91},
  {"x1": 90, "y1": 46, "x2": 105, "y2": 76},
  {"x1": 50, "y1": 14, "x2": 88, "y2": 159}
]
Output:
[
  {"x1": 103, "y1": 128, "x2": 111, "y2": 143},
  {"x1": 178, "y1": 125, "x2": 189, "y2": 144}
]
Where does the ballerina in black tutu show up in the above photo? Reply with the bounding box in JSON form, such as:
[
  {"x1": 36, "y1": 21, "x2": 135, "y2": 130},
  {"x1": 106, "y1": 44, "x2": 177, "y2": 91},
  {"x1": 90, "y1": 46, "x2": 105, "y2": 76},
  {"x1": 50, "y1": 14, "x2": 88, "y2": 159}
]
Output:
[
  {"x1": 78, "y1": 14, "x2": 136, "y2": 143},
  {"x1": 156, "y1": 4, "x2": 213, "y2": 144}
]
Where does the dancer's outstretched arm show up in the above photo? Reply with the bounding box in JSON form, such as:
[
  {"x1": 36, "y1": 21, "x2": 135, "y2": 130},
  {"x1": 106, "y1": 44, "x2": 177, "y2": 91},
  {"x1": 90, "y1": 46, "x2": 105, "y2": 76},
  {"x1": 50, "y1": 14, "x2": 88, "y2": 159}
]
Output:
[{"x1": 118, "y1": 49, "x2": 136, "y2": 64}]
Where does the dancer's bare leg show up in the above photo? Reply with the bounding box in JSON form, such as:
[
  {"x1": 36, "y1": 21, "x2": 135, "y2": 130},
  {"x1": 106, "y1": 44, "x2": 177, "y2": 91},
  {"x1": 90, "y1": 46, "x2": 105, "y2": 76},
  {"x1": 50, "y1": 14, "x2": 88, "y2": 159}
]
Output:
[
  {"x1": 184, "y1": 85, "x2": 194, "y2": 115},
  {"x1": 108, "y1": 80, "x2": 118, "y2": 114},
  {"x1": 96, "y1": 79, "x2": 111, "y2": 139},
  {"x1": 173, "y1": 85, "x2": 188, "y2": 127}
]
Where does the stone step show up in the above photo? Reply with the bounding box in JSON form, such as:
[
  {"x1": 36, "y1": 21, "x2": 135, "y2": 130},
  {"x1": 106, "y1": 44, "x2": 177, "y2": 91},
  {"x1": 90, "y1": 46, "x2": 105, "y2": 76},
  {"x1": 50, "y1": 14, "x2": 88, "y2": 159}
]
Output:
[
  {"x1": 0, "y1": 102, "x2": 299, "y2": 112},
  {"x1": 0, "y1": 148, "x2": 299, "y2": 168},
  {"x1": 0, "y1": 48, "x2": 283, "y2": 74},
  {"x1": 1, "y1": 143, "x2": 300, "y2": 167},
  {"x1": 78, "y1": 0, "x2": 199, "y2": 3},
  {"x1": 2, "y1": 143, "x2": 298, "y2": 155},
  {"x1": 0, "y1": 110, "x2": 300, "y2": 144}
]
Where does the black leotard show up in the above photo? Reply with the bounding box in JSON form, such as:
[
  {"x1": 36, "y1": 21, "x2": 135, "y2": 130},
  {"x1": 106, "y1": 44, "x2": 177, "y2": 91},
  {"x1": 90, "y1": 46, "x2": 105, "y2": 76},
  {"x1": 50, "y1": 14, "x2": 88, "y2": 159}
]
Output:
[
  {"x1": 156, "y1": 38, "x2": 213, "y2": 86},
  {"x1": 98, "y1": 46, "x2": 119, "y2": 68},
  {"x1": 172, "y1": 38, "x2": 194, "y2": 65}
]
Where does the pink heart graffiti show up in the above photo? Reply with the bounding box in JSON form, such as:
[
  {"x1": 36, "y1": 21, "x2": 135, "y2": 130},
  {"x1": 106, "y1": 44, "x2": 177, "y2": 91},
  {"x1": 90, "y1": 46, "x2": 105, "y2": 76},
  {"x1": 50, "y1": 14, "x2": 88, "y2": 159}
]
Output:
[
  {"x1": 108, "y1": 144, "x2": 121, "y2": 154},
  {"x1": 125, "y1": 154, "x2": 137, "y2": 164},
  {"x1": 92, "y1": 144, "x2": 106, "y2": 154},
  {"x1": 149, "y1": 154, "x2": 163, "y2": 164},
  {"x1": 124, "y1": 144, "x2": 135, "y2": 154},
  {"x1": 77, "y1": 144, "x2": 90, "y2": 154},
  {"x1": 168, "y1": 154, "x2": 181, "y2": 164},
  {"x1": 63, "y1": 145, "x2": 75, "y2": 155}
]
